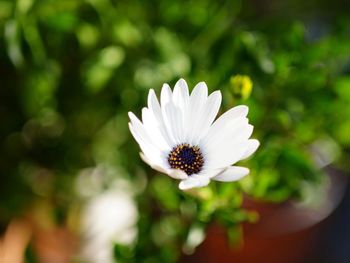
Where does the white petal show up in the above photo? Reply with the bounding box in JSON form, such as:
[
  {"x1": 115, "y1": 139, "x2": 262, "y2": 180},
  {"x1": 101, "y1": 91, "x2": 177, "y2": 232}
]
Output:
[
  {"x1": 202, "y1": 117, "x2": 250, "y2": 150},
  {"x1": 202, "y1": 114, "x2": 256, "y2": 169},
  {"x1": 140, "y1": 152, "x2": 188, "y2": 179},
  {"x1": 128, "y1": 115, "x2": 156, "y2": 152},
  {"x1": 129, "y1": 111, "x2": 166, "y2": 150},
  {"x1": 147, "y1": 89, "x2": 175, "y2": 146},
  {"x1": 129, "y1": 123, "x2": 163, "y2": 165},
  {"x1": 142, "y1": 148, "x2": 201, "y2": 181},
  {"x1": 190, "y1": 82, "x2": 208, "y2": 101},
  {"x1": 168, "y1": 169, "x2": 188, "y2": 180},
  {"x1": 212, "y1": 166, "x2": 249, "y2": 182},
  {"x1": 160, "y1": 83, "x2": 172, "y2": 107},
  {"x1": 197, "y1": 168, "x2": 224, "y2": 179},
  {"x1": 128, "y1": 111, "x2": 170, "y2": 168},
  {"x1": 205, "y1": 141, "x2": 249, "y2": 169},
  {"x1": 160, "y1": 83, "x2": 185, "y2": 144},
  {"x1": 173, "y1": 78, "x2": 189, "y2": 111},
  {"x1": 179, "y1": 175, "x2": 210, "y2": 190},
  {"x1": 241, "y1": 139, "x2": 260, "y2": 160},
  {"x1": 222, "y1": 105, "x2": 248, "y2": 119},
  {"x1": 173, "y1": 79, "x2": 190, "y2": 141},
  {"x1": 203, "y1": 105, "x2": 249, "y2": 142},
  {"x1": 162, "y1": 102, "x2": 184, "y2": 144},
  {"x1": 141, "y1": 108, "x2": 170, "y2": 150},
  {"x1": 186, "y1": 82, "x2": 208, "y2": 144},
  {"x1": 140, "y1": 152, "x2": 167, "y2": 173},
  {"x1": 147, "y1": 89, "x2": 162, "y2": 119},
  {"x1": 191, "y1": 91, "x2": 222, "y2": 145}
]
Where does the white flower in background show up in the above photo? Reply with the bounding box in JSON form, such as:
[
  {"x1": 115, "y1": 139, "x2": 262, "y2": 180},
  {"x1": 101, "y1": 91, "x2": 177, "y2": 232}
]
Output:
[
  {"x1": 128, "y1": 79, "x2": 259, "y2": 190},
  {"x1": 80, "y1": 189, "x2": 138, "y2": 263}
]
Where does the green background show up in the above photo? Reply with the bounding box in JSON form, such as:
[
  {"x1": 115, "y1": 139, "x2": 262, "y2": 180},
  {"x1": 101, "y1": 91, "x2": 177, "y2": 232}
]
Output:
[{"x1": 1, "y1": 0, "x2": 350, "y2": 262}]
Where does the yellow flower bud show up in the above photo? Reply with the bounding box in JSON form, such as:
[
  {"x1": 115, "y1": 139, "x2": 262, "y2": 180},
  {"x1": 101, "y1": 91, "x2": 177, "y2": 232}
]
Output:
[{"x1": 230, "y1": 75, "x2": 253, "y2": 100}]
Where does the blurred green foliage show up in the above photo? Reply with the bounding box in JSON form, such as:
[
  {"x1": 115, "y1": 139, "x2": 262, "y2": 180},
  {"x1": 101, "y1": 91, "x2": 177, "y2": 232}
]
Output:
[{"x1": 1, "y1": 0, "x2": 350, "y2": 262}]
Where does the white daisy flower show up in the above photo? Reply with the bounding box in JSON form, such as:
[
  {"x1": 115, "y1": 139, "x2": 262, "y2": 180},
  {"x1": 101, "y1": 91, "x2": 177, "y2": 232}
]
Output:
[{"x1": 128, "y1": 79, "x2": 260, "y2": 190}]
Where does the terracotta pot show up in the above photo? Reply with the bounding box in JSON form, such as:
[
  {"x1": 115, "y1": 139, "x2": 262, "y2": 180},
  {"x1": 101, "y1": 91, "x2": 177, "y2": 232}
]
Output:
[{"x1": 184, "y1": 167, "x2": 349, "y2": 263}]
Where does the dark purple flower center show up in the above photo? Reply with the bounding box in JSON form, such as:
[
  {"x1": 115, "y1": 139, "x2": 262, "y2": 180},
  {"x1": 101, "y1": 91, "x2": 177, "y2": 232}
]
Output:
[{"x1": 168, "y1": 144, "x2": 204, "y2": 175}]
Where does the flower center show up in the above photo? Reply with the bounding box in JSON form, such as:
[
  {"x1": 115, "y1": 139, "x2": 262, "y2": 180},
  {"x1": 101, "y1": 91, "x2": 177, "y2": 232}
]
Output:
[{"x1": 168, "y1": 144, "x2": 204, "y2": 175}]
